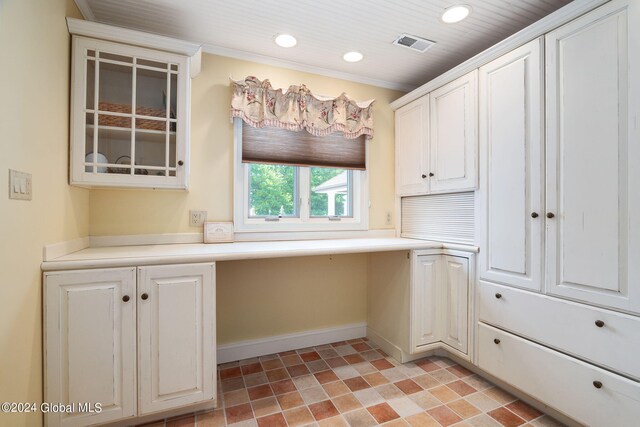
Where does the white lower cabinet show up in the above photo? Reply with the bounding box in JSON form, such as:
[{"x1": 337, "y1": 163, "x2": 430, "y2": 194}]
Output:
[
  {"x1": 411, "y1": 251, "x2": 471, "y2": 356},
  {"x1": 478, "y1": 323, "x2": 640, "y2": 426},
  {"x1": 44, "y1": 263, "x2": 216, "y2": 427},
  {"x1": 478, "y1": 281, "x2": 640, "y2": 380},
  {"x1": 411, "y1": 255, "x2": 439, "y2": 348},
  {"x1": 441, "y1": 256, "x2": 469, "y2": 353}
]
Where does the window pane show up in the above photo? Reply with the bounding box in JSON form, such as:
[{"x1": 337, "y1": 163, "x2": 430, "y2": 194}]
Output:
[
  {"x1": 310, "y1": 167, "x2": 352, "y2": 217},
  {"x1": 249, "y1": 164, "x2": 298, "y2": 217}
]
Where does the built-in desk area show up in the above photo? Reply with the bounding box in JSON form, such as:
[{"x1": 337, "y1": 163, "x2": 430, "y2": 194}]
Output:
[{"x1": 40, "y1": 237, "x2": 478, "y2": 426}]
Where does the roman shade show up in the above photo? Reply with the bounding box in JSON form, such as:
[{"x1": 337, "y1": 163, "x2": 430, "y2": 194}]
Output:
[{"x1": 241, "y1": 123, "x2": 366, "y2": 170}]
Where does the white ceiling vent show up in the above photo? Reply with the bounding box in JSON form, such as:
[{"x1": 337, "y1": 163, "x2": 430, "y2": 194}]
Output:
[{"x1": 393, "y1": 34, "x2": 436, "y2": 53}]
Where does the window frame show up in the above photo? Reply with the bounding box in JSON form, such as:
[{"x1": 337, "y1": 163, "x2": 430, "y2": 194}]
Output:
[{"x1": 233, "y1": 119, "x2": 369, "y2": 232}]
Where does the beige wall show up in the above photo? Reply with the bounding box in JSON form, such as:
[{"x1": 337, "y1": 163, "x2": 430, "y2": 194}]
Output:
[
  {"x1": 88, "y1": 54, "x2": 403, "y2": 344},
  {"x1": 217, "y1": 254, "x2": 368, "y2": 344},
  {"x1": 0, "y1": 1, "x2": 89, "y2": 425},
  {"x1": 89, "y1": 54, "x2": 403, "y2": 235}
]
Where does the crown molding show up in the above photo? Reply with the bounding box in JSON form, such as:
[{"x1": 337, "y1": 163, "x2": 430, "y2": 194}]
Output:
[
  {"x1": 390, "y1": 0, "x2": 610, "y2": 110},
  {"x1": 202, "y1": 43, "x2": 415, "y2": 93},
  {"x1": 66, "y1": 17, "x2": 202, "y2": 77},
  {"x1": 73, "y1": 0, "x2": 95, "y2": 21}
]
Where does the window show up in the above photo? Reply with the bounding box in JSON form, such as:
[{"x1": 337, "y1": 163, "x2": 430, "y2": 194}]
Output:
[{"x1": 234, "y1": 119, "x2": 368, "y2": 232}]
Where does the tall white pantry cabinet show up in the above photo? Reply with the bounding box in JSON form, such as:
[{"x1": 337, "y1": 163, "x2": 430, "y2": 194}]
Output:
[
  {"x1": 43, "y1": 263, "x2": 216, "y2": 427},
  {"x1": 475, "y1": 0, "x2": 640, "y2": 425},
  {"x1": 394, "y1": 0, "x2": 640, "y2": 424}
]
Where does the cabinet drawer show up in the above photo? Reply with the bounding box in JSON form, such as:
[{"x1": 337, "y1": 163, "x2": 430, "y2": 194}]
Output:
[
  {"x1": 478, "y1": 323, "x2": 640, "y2": 426},
  {"x1": 478, "y1": 281, "x2": 640, "y2": 380}
]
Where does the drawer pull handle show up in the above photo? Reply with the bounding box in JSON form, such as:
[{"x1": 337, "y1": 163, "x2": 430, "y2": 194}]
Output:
[
  {"x1": 547, "y1": 212, "x2": 555, "y2": 218},
  {"x1": 531, "y1": 212, "x2": 539, "y2": 218},
  {"x1": 494, "y1": 338, "x2": 501, "y2": 345},
  {"x1": 593, "y1": 381, "x2": 603, "y2": 389},
  {"x1": 421, "y1": 174, "x2": 427, "y2": 179},
  {"x1": 495, "y1": 293, "x2": 502, "y2": 299},
  {"x1": 595, "y1": 320, "x2": 605, "y2": 328},
  {"x1": 141, "y1": 293, "x2": 149, "y2": 300},
  {"x1": 429, "y1": 172, "x2": 435, "y2": 177},
  {"x1": 122, "y1": 295, "x2": 130, "y2": 302}
]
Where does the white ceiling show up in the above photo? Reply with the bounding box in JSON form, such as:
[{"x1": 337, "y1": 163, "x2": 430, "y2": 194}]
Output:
[{"x1": 74, "y1": 0, "x2": 572, "y2": 92}]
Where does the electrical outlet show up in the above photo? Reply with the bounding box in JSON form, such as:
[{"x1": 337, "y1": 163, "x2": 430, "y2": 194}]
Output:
[
  {"x1": 385, "y1": 211, "x2": 392, "y2": 225},
  {"x1": 189, "y1": 210, "x2": 207, "y2": 227}
]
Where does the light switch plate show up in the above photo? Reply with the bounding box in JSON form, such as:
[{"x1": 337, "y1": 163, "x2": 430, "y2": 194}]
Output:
[{"x1": 9, "y1": 169, "x2": 32, "y2": 200}]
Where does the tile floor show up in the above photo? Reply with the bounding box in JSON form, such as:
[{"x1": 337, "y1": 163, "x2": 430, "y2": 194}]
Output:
[{"x1": 139, "y1": 338, "x2": 566, "y2": 427}]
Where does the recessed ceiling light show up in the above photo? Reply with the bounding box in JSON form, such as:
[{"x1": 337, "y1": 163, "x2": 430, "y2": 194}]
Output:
[
  {"x1": 343, "y1": 51, "x2": 364, "y2": 62},
  {"x1": 274, "y1": 34, "x2": 297, "y2": 48},
  {"x1": 441, "y1": 5, "x2": 471, "y2": 23}
]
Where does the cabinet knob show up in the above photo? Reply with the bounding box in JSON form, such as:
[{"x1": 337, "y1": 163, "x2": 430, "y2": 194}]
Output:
[
  {"x1": 495, "y1": 293, "x2": 502, "y2": 299},
  {"x1": 141, "y1": 293, "x2": 149, "y2": 300},
  {"x1": 546, "y1": 212, "x2": 555, "y2": 218},
  {"x1": 595, "y1": 320, "x2": 605, "y2": 328},
  {"x1": 429, "y1": 172, "x2": 434, "y2": 177},
  {"x1": 494, "y1": 338, "x2": 501, "y2": 345},
  {"x1": 422, "y1": 174, "x2": 427, "y2": 179},
  {"x1": 531, "y1": 212, "x2": 539, "y2": 218},
  {"x1": 178, "y1": 160, "x2": 184, "y2": 166},
  {"x1": 593, "y1": 380, "x2": 603, "y2": 389},
  {"x1": 122, "y1": 295, "x2": 130, "y2": 302}
]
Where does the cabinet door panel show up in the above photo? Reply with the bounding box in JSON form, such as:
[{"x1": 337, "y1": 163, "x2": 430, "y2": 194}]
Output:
[
  {"x1": 138, "y1": 263, "x2": 215, "y2": 414},
  {"x1": 411, "y1": 255, "x2": 439, "y2": 350},
  {"x1": 546, "y1": 0, "x2": 640, "y2": 313},
  {"x1": 395, "y1": 96, "x2": 430, "y2": 196},
  {"x1": 429, "y1": 70, "x2": 477, "y2": 193},
  {"x1": 442, "y1": 256, "x2": 469, "y2": 353},
  {"x1": 44, "y1": 268, "x2": 136, "y2": 427},
  {"x1": 478, "y1": 38, "x2": 544, "y2": 291}
]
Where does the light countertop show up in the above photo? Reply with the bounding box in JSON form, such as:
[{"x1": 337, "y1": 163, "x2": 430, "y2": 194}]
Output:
[{"x1": 41, "y1": 238, "x2": 478, "y2": 271}]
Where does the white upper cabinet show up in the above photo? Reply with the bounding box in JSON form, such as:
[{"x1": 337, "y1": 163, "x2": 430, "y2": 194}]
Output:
[
  {"x1": 429, "y1": 70, "x2": 478, "y2": 193},
  {"x1": 67, "y1": 18, "x2": 201, "y2": 190},
  {"x1": 395, "y1": 96, "x2": 430, "y2": 196},
  {"x1": 545, "y1": 0, "x2": 640, "y2": 313},
  {"x1": 477, "y1": 38, "x2": 544, "y2": 292},
  {"x1": 395, "y1": 70, "x2": 478, "y2": 197}
]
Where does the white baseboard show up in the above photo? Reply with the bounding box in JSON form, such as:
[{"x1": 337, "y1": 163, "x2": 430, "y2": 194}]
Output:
[
  {"x1": 365, "y1": 327, "x2": 436, "y2": 363},
  {"x1": 366, "y1": 327, "x2": 465, "y2": 364},
  {"x1": 217, "y1": 323, "x2": 367, "y2": 364},
  {"x1": 43, "y1": 237, "x2": 90, "y2": 261}
]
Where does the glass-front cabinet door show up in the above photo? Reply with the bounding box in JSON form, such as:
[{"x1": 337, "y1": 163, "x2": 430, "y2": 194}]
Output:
[{"x1": 71, "y1": 37, "x2": 189, "y2": 189}]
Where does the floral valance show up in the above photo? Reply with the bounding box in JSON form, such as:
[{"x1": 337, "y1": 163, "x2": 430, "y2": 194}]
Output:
[{"x1": 230, "y1": 76, "x2": 375, "y2": 140}]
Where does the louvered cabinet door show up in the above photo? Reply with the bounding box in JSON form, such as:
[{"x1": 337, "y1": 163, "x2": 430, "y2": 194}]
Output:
[
  {"x1": 137, "y1": 263, "x2": 216, "y2": 414},
  {"x1": 477, "y1": 38, "x2": 544, "y2": 292},
  {"x1": 44, "y1": 268, "x2": 137, "y2": 427},
  {"x1": 545, "y1": 0, "x2": 640, "y2": 313}
]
